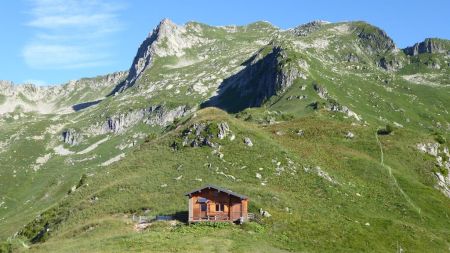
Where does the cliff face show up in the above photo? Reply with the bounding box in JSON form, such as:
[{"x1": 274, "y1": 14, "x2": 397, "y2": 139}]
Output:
[
  {"x1": 404, "y1": 38, "x2": 450, "y2": 56},
  {"x1": 203, "y1": 45, "x2": 300, "y2": 113},
  {"x1": 86, "y1": 105, "x2": 190, "y2": 136}
]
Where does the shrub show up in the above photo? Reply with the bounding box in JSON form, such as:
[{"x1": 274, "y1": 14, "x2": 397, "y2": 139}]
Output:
[
  {"x1": 439, "y1": 167, "x2": 449, "y2": 177},
  {"x1": 385, "y1": 124, "x2": 394, "y2": 134},
  {"x1": 170, "y1": 141, "x2": 182, "y2": 151},
  {"x1": 144, "y1": 133, "x2": 157, "y2": 143},
  {"x1": 0, "y1": 241, "x2": 12, "y2": 253},
  {"x1": 377, "y1": 124, "x2": 394, "y2": 135},
  {"x1": 435, "y1": 134, "x2": 447, "y2": 144},
  {"x1": 309, "y1": 101, "x2": 320, "y2": 110}
]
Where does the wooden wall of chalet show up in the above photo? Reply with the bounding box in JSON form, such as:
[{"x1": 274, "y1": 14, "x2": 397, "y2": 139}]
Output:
[{"x1": 188, "y1": 189, "x2": 247, "y2": 222}]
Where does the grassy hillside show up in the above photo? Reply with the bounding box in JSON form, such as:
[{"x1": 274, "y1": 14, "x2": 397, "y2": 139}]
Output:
[{"x1": 4, "y1": 108, "x2": 448, "y2": 252}]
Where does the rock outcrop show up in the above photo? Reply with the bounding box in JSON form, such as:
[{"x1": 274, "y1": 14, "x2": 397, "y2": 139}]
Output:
[
  {"x1": 61, "y1": 129, "x2": 83, "y2": 146},
  {"x1": 417, "y1": 142, "x2": 450, "y2": 198},
  {"x1": 312, "y1": 83, "x2": 362, "y2": 121},
  {"x1": 203, "y1": 45, "x2": 300, "y2": 112},
  {"x1": 180, "y1": 121, "x2": 234, "y2": 148},
  {"x1": 417, "y1": 143, "x2": 440, "y2": 157},
  {"x1": 377, "y1": 56, "x2": 404, "y2": 71},
  {"x1": 217, "y1": 122, "x2": 232, "y2": 140},
  {"x1": 88, "y1": 105, "x2": 189, "y2": 135},
  {"x1": 292, "y1": 20, "x2": 329, "y2": 36},
  {"x1": 404, "y1": 38, "x2": 450, "y2": 56},
  {"x1": 313, "y1": 83, "x2": 329, "y2": 99}
]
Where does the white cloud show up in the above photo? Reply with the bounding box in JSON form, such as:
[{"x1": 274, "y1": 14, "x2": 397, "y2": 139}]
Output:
[
  {"x1": 23, "y1": 0, "x2": 125, "y2": 70},
  {"x1": 23, "y1": 44, "x2": 111, "y2": 69},
  {"x1": 28, "y1": 14, "x2": 117, "y2": 29}
]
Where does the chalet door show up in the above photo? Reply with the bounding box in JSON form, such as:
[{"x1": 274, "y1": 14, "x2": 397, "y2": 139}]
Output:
[{"x1": 200, "y1": 203, "x2": 207, "y2": 219}]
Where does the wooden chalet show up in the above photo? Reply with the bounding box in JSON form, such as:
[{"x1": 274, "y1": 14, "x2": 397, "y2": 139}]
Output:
[{"x1": 186, "y1": 185, "x2": 249, "y2": 223}]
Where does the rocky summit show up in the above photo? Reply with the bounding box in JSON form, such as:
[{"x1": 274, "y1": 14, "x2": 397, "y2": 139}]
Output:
[{"x1": 0, "y1": 19, "x2": 449, "y2": 252}]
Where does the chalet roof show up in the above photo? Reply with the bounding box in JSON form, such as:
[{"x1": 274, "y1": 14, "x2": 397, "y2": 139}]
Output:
[{"x1": 185, "y1": 184, "x2": 248, "y2": 199}]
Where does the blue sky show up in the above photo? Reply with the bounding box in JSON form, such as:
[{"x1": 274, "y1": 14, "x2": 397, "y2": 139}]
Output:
[{"x1": 1, "y1": 0, "x2": 449, "y2": 85}]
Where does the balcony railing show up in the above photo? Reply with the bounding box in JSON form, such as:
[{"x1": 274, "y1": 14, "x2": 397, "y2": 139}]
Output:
[{"x1": 190, "y1": 212, "x2": 255, "y2": 222}]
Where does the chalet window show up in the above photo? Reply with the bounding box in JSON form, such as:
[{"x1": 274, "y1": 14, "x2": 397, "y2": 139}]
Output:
[
  {"x1": 198, "y1": 197, "x2": 207, "y2": 203},
  {"x1": 200, "y1": 203, "x2": 207, "y2": 212},
  {"x1": 215, "y1": 203, "x2": 225, "y2": 212}
]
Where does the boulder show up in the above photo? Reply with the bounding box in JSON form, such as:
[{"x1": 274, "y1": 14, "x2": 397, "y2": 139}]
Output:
[
  {"x1": 313, "y1": 83, "x2": 328, "y2": 99},
  {"x1": 259, "y1": 208, "x2": 272, "y2": 217},
  {"x1": 296, "y1": 130, "x2": 305, "y2": 136},
  {"x1": 416, "y1": 143, "x2": 439, "y2": 157},
  {"x1": 217, "y1": 122, "x2": 231, "y2": 139},
  {"x1": 244, "y1": 137, "x2": 253, "y2": 147},
  {"x1": 345, "y1": 131, "x2": 355, "y2": 139}
]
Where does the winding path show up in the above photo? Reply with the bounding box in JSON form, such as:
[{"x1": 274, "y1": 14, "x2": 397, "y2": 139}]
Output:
[{"x1": 375, "y1": 133, "x2": 421, "y2": 215}]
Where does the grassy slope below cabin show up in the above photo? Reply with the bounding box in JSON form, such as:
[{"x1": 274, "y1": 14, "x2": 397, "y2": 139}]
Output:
[{"x1": 11, "y1": 108, "x2": 450, "y2": 253}]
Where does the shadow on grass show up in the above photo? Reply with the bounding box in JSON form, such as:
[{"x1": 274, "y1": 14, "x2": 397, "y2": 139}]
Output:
[{"x1": 162, "y1": 211, "x2": 188, "y2": 224}]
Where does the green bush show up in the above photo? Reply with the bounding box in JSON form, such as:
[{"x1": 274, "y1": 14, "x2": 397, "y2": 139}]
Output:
[
  {"x1": 377, "y1": 124, "x2": 394, "y2": 135},
  {"x1": 386, "y1": 124, "x2": 394, "y2": 133},
  {"x1": 435, "y1": 134, "x2": 447, "y2": 144},
  {"x1": 144, "y1": 133, "x2": 157, "y2": 143},
  {"x1": 439, "y1": 167, "x2": 449, "y2": 177},
  {"x1": 170, "y1": 141, "x2": 182, "y2": 151},
  {"x1": 0, "y1": 241, "x2": 12, "y2": 253}
]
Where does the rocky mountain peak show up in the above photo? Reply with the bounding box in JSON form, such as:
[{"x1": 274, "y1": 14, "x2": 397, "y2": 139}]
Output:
[
  {"x1": 116, "y1": 18, "x2": 206, "y2": 93},
  {"x1": 292, "y1": 20, "x2": 329, "y2": 36},
  {"x1": 156, "y1": 18, "x2": 178, "y2": 35}
]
